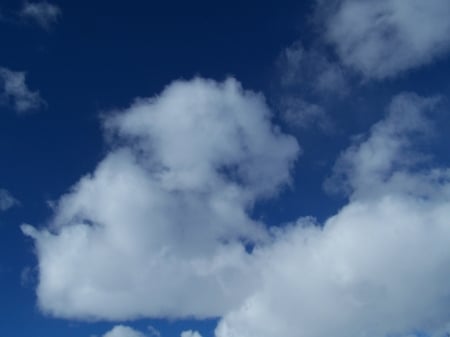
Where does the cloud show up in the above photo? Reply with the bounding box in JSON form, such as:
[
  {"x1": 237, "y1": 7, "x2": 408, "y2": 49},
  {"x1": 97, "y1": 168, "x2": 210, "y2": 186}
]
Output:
[
  {"x1": 22, "y1": 78, "x2": 299, "y2": 320},
  {"x1": 215, "y1": 93, "x2": 450, "y2": 337},
  {"x1": 102, "y1": 326, "x2": 147, "y2": 337},
  {"x1": 320, "y1": 0, "x2": 450, "y2": 79},
  {"x1": 21, "y1": 77, "x2": 450, "y2": 337},
  {"x1": 0, "y1": 188, "x2": 19, "y2": 211},
  {"x1": 181, "y1": 331, "x2": 203, "y2": 337},
  {"x1": 324, "y1": 92, "x2": 440, "y2": 198},
  {"x1": 0, "y1": 67, "x2": 46, "y2": 113},
  {"x1": 20, "y1": 1, "x2": 61, "y2": 29}
]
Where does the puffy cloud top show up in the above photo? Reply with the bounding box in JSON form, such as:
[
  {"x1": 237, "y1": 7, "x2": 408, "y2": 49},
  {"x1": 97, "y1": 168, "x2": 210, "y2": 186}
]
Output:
[
  {"x1": 215, "y1": 93, "x2": 450, "y2": 337},
  {"x1": 102, "y1": 325, "x2": 147, "y2": 337},
  {"x1": 321, "y1": 0, "x2": 450, "y2": 79},
  {"x1": 22, "y1": 78, "x2": 299, "y2": 320}
]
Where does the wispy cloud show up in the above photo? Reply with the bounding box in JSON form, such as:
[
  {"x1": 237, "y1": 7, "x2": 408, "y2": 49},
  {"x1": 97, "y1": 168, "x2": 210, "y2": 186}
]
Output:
[
  {"x1": 279, "y1": 96, "x2": 332, "y2": 132},
  {"x1": 20, "y1": 1, "x2": 61, "y2": 30},
  {"x1": 0, "y1": 67, "x2": 46, "y2": 113},
  {"x1": 278, "y1": 41, "x2": 349, "y2": 97},
  {"x1": 0, "y1": 189, "x2": 19, "y2": 211}
]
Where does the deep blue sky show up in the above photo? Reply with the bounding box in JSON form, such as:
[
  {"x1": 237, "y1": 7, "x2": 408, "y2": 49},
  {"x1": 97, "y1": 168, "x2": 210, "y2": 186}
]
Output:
[{"x1": 1, "y1": 1, "x2": 450, "y2": 337}]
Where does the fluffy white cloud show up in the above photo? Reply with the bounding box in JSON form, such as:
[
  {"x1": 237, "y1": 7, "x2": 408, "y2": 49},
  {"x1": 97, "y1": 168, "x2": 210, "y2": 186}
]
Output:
[
  {"x1": 215, "y1": 93, "x2": 450, "y2": 337},
  {"x1": 20, "y1": 1, "x2": 61, "y2": 29},
  {"x1": 21, "y1": 76, "x2": 450, "y2": 337},
  {"x1": 102, "y1": 325, "x2": 146, "y2": 337},
  {"x1": 0, "y1": 67, "x2": 45, "y2": 113},
  {"x1": 0, "y1": 188, "x2": 19, "y2": 211},
  {"x1": 22, "y1": 78, "x2": 299, "y2": 320},
  {"x1": 321, "y1": 0, "x2": 450, "y2": 79}
]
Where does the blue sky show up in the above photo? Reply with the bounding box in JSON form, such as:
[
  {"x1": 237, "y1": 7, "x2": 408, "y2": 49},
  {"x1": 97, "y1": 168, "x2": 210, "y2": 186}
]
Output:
[{"x1": 1, "y1": 1, "x2": 450, "y2": 337}]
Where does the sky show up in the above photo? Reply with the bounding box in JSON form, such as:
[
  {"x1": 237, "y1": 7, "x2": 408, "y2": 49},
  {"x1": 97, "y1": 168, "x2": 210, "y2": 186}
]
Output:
[{"x1": 1, "y1": 1, "x2": 450, "y2": 337}]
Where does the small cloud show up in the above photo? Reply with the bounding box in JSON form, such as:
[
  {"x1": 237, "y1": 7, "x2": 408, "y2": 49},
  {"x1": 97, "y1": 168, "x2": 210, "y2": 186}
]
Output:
[
  {"x1": 20, "y1": 1, "x2": 61, "y2": 30},
  {"x1": 180, "y1": 331, "x2": 202, "y2": 337},
  {"x1": 0, "y1": 188, "x2": 19, "y2": 211},
  {"x1": 320, "y1": 0, "x2": 450, "y2": 79},
  {"x1": 0, "y1": 67, "x2": 46, "y2": 113},
  {"x1": 102, "y1": 326, "x2": 147, "y2": 337}
]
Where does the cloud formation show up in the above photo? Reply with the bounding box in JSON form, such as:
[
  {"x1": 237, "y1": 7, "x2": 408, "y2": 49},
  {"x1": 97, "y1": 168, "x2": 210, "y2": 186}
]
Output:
[
  {"x1": 22, "y1": 78, "x2": 450, "y2": 337},
  {"x1": 22, "y1": 78, "x2": 299, "y2": 320},
  {"x1": 320, "y1": 0, "x2": 450, "y2": 79},
  {"x1": 215, "y1": 93, "x2": 450, "y2": 337},
  {"x1": 0, "y1": 189, "x2": 19, "y2": 211},
  {"x1": 102, "y1": 326, "x2": 147, "y2": 337},
  {"x1": 20, "y1": 1, "x2": 61, "y2": 29},
  {"x1": 0, "y1": 67, "x2": 45, "y2": 113}
]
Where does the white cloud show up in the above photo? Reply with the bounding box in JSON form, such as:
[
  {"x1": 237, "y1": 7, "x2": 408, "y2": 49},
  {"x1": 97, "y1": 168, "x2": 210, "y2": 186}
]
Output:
[
  {"x1": 324, "y1": 92, "x2": 440, "y2": 198},
  {"x1": 20, "y1": 1, "x2": 61, "y2": 29},
  {"x1": 102, "y1": 326, "x2": 146, "y2": 337},
  {"x1": 181, "y1": 331, "x2": 203, "y2": 337},
  {"x1": 0, "y1": 67, "x2": 45, "y2": 113},
  {"x1": 215, "y1": 93, "x2": 450, "y2": 337},
  {"x1": 22, "y1": 78, "x2": 299, "y2": 320},
  {"x1": 321, "y1": 0, "x2": 450, "y2": 79},
  {"x1": 21, "y1": 76, "x2": 450, "y2": 337},
  {"x1": 0, "y1": 188, "x2": 19, "y2": 211}
]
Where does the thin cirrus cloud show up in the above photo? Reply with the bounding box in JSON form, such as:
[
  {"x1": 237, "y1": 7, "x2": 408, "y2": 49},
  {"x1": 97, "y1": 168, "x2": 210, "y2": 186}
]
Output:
[
  {"x1": 20, "y1": 1, "x2": 61, "y2": 30},
  {"x1": 320, "y1": 0, "x2": 450, "y2": 79},
  {"x1": 215, "y1": 93, "x2": 450, "y2": 337},
  {"x1": 0, "y1": 67, "x2": 46, "y2": 113},
  {"x1": 22, "y1": 78, "x2": 299, "y2": 320}
]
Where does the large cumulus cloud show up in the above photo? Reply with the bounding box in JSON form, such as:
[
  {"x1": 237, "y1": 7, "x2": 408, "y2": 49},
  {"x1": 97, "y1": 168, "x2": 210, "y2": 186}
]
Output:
[
  {"x1": 215, "y1": 93, "x2": 450, "y2": 337},
  {"x1": 22, "y1": 78, "x2": 299, "y2": 320},
  {"x1": 22, "y1": 79, "x2": 450, "y2": 337}
]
